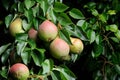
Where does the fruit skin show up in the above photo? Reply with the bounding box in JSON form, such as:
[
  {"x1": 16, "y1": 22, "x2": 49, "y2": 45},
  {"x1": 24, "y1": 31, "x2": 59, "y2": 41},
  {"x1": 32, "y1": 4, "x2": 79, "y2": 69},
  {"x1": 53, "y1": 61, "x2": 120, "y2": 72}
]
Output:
[
  {"x1": 49, "y1": 37, "x2": 70, "y2": 60},
  {"x1": 38, "y1": 20, "x2": 58, "y2": 42},
  {"x1": 9, "y1": 18, "x2": 24, "y2": 37},
  {"x1": 9, "y1": 63, "x2": 29, "y2": 80},
  {"x1": 28, "y1": 28, "x2": 38, "y2": 41},
  {"x1": 69, "y1": 37, "x2": 84, "y2": 54}
]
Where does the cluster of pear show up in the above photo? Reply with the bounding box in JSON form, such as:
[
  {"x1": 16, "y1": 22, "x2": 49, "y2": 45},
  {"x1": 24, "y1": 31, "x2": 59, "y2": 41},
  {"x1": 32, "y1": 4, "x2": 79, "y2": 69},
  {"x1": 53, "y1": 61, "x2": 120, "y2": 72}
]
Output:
[{"x1": 9, "y1": 18, "x2": 84, "y2": 61}]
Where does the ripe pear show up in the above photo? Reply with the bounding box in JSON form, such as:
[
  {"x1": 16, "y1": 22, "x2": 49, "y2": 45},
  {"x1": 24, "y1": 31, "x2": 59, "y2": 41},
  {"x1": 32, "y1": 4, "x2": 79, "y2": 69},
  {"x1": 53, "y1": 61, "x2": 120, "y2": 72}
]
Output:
[
  {"x1": 70, "y1": 37, "x2": 84, "y2": 54},
  {"x1": 28, "y1": 28, "x2": 38, "y2": 41},
  {"x1": 49, "y1": 37, "x2": 70, "y2": 60},
  {"x1": 9, "y1": 63, "x2": 29, "y2": 80},
  {"x1": 9, "y1": 18, "x2": 24, "y2": 37},
  {"x1": 38, "y1": 20, "x2": 58, "y2": 42}
]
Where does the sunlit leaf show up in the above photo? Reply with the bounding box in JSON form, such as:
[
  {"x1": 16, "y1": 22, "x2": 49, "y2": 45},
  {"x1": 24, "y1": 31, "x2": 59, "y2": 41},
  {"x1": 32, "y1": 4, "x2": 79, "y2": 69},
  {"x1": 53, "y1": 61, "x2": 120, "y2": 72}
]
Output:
[{"x1": 42, "y1": 59, "x2": 54, "y2": 74}]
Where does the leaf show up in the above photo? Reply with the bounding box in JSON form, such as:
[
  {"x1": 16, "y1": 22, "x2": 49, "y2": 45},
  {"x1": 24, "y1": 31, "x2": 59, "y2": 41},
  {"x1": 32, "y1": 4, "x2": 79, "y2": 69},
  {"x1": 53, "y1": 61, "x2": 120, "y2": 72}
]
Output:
[
  {"x1": 21, "y1": 50, "x2": 31, "y2": 65},
  {"x1": 31, "y1": 48, "x2": 45, "y2": 66},
  {"x1": 28, "y1": 39, "x2": 36, "y2": 50},
  {"x1": 24, "y1": 9, "x2": 33, "y2": 23},
  {"x1": 54, "y1": 2, "x2": 69, "y2": 12},
  {"x1": 106, "y1": 24, "x2": 118, "y2": 32},
  {"x1": 53, "y1": 66, "x2": 76, "y2": 80},
  {"x1": 87, "y1": 30, "x2": 96, "y2": 43},
  {"x1": 115, "y1": 65, "x2": 120, "y2": 75},
  {"x1": 33, "y1": 18, "x2": 39, "y2": 30},
  {"x1": 16, "y1": 41, "x2": 27, "y2": 55},
  {"x1": 114, "y1": 30, "x2": 120, "y2": 40},
  {"x1": 40, "y1": 0, "x2": 49, "y2": 16},
  {"x1": 69, "y1": 8, "x2": 85, "y2": 19},
  {"x1": 95, "y1": 34, "x2": 102, "y2": 45},
  {"x1": 0, "y1": 67, "x2": 8, "y2": 78},
  {"x1": 98, "y1": 13, "x2": 107, "y2": 23},
  {"x1": 5, "y1": 14, "x2": 13, "y2": 28},
  {"x1": 47, "y1": 8, "x2": 57, "y2": 23},
  {"x1": 18, "y1": 1, "x2": 24, "y2": 13},
  {"x1": 91, "y1": 9, "x2": 99, "y2": 16},
  {"x1": 0, "y1": 43, "x2": 11, "y2": 56},
  {"x1": 24, "y1": 0, "x2": 35, "y2": 10},
  {"x1": 41, "y1": 59, "x2": 54, "y2": 74},
  {"x1": 92, "y1": 43, "x2": 103, "y2": 58},
  {"x1": 57, "y1": 13, "x2": 73, "y2": 26},
  {"x1": 1, "y1": 49, "x2": 11, "y2": 64},
  {"x1": 22, "y1": 19, "x2": 32, "y2": 31},
  {"x1": 51, "y1": 71, "x2": 59, "y2": 80},
  {"x1": 77, "y1": 20, "x2": 85, "y2": 27},
  {"x1": 59, "y1": 29, "x2": 71, "y2": 44}
]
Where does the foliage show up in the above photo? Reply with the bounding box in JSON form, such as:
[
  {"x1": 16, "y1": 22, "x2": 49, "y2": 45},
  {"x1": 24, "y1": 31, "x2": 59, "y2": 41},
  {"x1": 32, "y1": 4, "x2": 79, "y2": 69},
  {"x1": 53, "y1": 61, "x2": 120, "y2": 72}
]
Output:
[{"x1": 0, "y1": 0, "x2": 120, "y2": 80}]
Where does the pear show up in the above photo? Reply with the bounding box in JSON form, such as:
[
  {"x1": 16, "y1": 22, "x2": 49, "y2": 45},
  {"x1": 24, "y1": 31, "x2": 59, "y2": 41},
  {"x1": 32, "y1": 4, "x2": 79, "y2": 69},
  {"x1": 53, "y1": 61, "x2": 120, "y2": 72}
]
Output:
[
  {"x1": 70, "y1": 37, "x2": 84, "y2": 54},
  {"x1": 38, "y1": 20, "x2": 58, "y2": 42},
  {"x1": 9, "y1": 18, "x2": 24, "y2": 37},
  {"x1": 28, "y1": 28, "x2": 38, "y2": 41},
  {"x1": 9, "y1": 63, "x2": 29, "y2": 80},
  {"x1": 50, "y1": 37, "x2": 70, "y2": 60}
]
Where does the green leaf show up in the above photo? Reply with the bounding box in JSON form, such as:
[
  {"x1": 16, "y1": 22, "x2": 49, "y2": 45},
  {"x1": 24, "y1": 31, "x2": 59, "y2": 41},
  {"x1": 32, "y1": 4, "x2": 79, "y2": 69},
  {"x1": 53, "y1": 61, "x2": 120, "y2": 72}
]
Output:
[
  {"x1": 54, "y1": 2, "x2": 69, "y2": 12},
  {"x1": 92, "y1": 43, "x2": 103, "y2": 58},
  {"x1": 77, "y1": 20, "x2": 85, "y2": 27},
  {"x1": 106, "y1": 24, "x2": 118, "y2": 32},
  {"x1": 21, "y1": 50, "x2": 31, "y2": 65},
  {"x1": 47, "y1": 8, "x2": 57, "y2": 23},
  {"x1": 5, "y1": 14, "x2": 13, "y2": 28},
  {"x1": 17, "y1": 41, "x2": 27, "y2": 55},
  {"x1": 87, "y1": 30, "x2": 96, "y2": 43},
  {"x1": 110, "y1": 37, "x2": 119, "y2": 43},
  {"x1": 114, "y1": 30, "x2": 120, "y2": 40},
  {"x1": 98, "y1": 13, "x2": 107, "y2": 23},
  {"x1": 18, "y1": 1, "x2": 24, "y2": 13},
  {"x1": 51, "y1": 71, "x2": 59, "y2": 80},
  {"x1": 107, "y1": 10, "x2": 116, "y2": 15},
  {"x1": 0, "y1": 67, "x2": 8, "y2": 78},
  {"x1": 95, "y1": 34, "x2": 102, "y2": 45},
  {"x1": 59, "y1": 29, "x2": 71, "y2": 44},
  {"x1": 40, "y1": 0, "x2": 49, "y2": 16},
  {"x1": 42, "y1": 59, "x2": 54, "y2": 74},
  {"x1": 115, "y1": 65, "x2": 120, "y2": 74},
  {"x1": 33, "y1": 18, "x2": 39, "y2": 30},
  {"x1": 69, "y1": 8, "x2": 85, "y2": 19},
  {"x1": 24, "y1": 9, "x2": 33, "y2": 23},
  {"x1": 57, "y1": 13, "x2": 73, "y2": 26},
  {"x1": 28, "y1": 39, "x2": 36, "y2": 50},
  {"x1": 0, "y1": 43, "x2": 11, "y2": 56},
  {"x1": 24, "y1": 0, "x2": 35, "y2": 10},
  {"x1": 22, "y1": 19, "x2": 32, "y2": 31},
  {"x1": 53, "y1": 66, "x2": 76, "y2": 80},
  {"x1": 31, "y1": 48, "x2": 45, "y2": 66},
  {"x1": 1, "y1": 49, "x2": 11, "y2": 64},
  {"x1": 91, "y1": 9, "x2": 99, "y2": 16}
]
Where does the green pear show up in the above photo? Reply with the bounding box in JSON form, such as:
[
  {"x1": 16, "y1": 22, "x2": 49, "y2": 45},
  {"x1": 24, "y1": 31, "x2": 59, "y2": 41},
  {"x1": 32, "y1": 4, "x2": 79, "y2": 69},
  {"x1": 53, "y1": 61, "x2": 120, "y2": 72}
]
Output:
[
  {"x1": 9, "y1": 18, "x2": 25, "y2": 37},
  {"x1": 50, "y1": 37, "x2": 70, "y2": 60},
  {"x1": 38, "y1": 20, "x2": 58, "y2": 42},
  {"x1": 70, "y1": 37, "x2": 84, "y2": 54}
]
